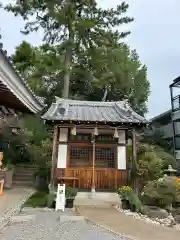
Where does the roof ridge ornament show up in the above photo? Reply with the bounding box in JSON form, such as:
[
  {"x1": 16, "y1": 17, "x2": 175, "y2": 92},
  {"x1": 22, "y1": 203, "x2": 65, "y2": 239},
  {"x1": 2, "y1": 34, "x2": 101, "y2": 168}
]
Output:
[
  {"x1": 58, "y1": 99, "x2": 69, "y2": 116},
  {"x1": 123, "y1": 99, "x2": 130, "y2": 109}
]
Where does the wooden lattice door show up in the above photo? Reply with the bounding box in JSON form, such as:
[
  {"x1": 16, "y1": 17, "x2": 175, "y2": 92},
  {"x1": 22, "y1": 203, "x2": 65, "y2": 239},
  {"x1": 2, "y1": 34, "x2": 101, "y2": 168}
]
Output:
[{"x1": 67, "y1": 144, "x2": 116, "y2": 189}]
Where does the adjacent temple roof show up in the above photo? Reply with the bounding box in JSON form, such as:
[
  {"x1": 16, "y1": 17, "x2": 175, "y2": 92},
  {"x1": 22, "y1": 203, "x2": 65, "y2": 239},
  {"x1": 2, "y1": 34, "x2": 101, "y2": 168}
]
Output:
[
  {"x1": 0, "y1": 36, "x2": 44, "y2": 113},
  {"x1": 42, "y1": 97, "x2": 148, "y2": 124}
]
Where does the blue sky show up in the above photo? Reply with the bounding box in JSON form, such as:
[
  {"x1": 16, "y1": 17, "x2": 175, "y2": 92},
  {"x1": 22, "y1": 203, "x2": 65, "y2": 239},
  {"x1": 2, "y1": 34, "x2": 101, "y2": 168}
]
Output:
[{"x1": 0, "y1": 0, "x2": 180, "y2": 118}]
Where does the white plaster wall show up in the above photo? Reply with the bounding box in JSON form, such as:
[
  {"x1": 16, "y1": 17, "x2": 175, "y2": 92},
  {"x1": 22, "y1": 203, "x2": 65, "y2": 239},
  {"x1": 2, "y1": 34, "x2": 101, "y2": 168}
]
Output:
[
  {"x1": 59, "y1": 128, "x2": 68, "y2": 142},
  {"x1": 57, "y1": 145, "x2": 67, "y2": 168},
  {"x1": 117, "y1": 146, "x2": 126, "y2": 170},
  {"x1": 57, "y1": 128, "x2": 68, "y2": 168},
  {"x1": 118, "y1": 130, "x2": 126, "y2": 144}
]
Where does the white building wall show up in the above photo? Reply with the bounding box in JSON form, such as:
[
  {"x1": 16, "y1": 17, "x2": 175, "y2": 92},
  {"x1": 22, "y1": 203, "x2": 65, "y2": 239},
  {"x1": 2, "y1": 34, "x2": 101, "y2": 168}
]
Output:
[
  {"x1": 56, "y1": 127, "x2": 127, "y2": 170},
  {"x1": 117, "y1": 130, "x2": 126, "y2": 170},
  {"x1": 57, "y1": 128, "x2": 68, "y2": 169},
  {"x1": 159, "y1": 122, "x2": 174, "y2": 138},
  {"x1": 117, "y1": 146, "x2": 126, "y2": 170}
]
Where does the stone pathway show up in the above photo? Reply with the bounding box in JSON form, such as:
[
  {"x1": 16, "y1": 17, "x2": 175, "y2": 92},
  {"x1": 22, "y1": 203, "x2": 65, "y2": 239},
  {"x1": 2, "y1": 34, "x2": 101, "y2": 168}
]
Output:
[
  {"x1": 0, "y1": 209, "x2": 129, "y2": 240},
  {"x1": 78, "y1": 207, "x2": 180, "y2": 240},
  {"x1": 0, "y1": 187, "x2": 35, "y2": 229}
]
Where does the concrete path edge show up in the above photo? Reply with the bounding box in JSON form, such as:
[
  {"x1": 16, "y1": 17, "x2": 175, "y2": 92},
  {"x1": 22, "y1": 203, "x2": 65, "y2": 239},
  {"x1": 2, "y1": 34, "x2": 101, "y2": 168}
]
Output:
[{"x1": 77, "y1": 208, "x2": 137, "y2": 240}]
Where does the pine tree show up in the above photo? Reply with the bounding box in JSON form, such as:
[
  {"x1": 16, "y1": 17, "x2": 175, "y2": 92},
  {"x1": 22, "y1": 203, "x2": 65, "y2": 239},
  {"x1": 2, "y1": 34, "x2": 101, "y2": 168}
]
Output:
[{"x1": 4, "y1": 0, "x2": 133, "y2": 98}]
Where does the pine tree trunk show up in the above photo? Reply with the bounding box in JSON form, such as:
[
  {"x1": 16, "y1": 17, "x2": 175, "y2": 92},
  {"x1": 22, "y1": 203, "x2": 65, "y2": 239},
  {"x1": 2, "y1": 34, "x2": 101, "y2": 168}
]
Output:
[
  {"x1": 62, "y1": 47, "x2": 71, "y2": 98},
  {"x1": 62, "y1": 3, "x2": 74, "y2": 99}
]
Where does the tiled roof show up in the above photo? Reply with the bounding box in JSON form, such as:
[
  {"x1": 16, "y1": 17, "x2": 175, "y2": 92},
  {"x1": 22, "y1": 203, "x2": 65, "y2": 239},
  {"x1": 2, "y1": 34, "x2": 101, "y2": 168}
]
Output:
[
  {"x1": 42, "y1": 97, "x2": 148, "y2": 124},
  {"x1": 0, "y1": 36, "x2": 45, "y2": 112}
]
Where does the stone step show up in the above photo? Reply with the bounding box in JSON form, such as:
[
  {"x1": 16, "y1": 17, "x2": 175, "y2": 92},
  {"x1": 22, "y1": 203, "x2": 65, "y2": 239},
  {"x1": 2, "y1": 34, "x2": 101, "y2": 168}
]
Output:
[
  {"x1": 15, "y1": 168, "x2": 37, "y2": 172},
  {"x1": 13, "y1": 180, "x2": 35, "y2": 186},
  {"x1": 13, "y1": 175, "x2": 35, "y2": 181},
  {"x1": 74, "y1": 192, "x2": 121, "y2": 208},
  {"x1": 14, "y1": 171, "x2": 35, "y2": 176},
  {"x1": 15, "y1": 164, "x2": 37, "y2": 167},
  {"x1": 74, "y1": 199, "x2": 113, "y2": 208}
]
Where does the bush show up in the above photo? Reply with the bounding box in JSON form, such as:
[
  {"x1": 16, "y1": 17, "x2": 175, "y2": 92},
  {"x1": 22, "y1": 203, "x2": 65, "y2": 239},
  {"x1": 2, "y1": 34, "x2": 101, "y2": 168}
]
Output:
[
  {"x1": 154, "y1": 146, "x2": 177, "y2": 170},
  {"x1": 141, "y1": 176, "x2": 176, "y2": 207},
  {"x1": 174, "y1": 177, "x2": 180, "y2": 205},
  {"x1": 65, "y1": 187, "x2": 77, "y2": 199},
  {"x1": 137, "y1": 144, "x2": 163, "y2": 181},
  {"x1": 35, "y1": 166, "x2": 50, "y2": 191},
  {"x1": 24, "y1": 191, "x2": 47, "y2": 208},
  {"x1": 46, "y1": 193, "x2": 56, "y2": 208},
  {"x1": 117, "y1": 186, "x2": 142, "y2": 212},
  {"x1": 117, "y1": 186, "x2": 133, "y2": 200}
]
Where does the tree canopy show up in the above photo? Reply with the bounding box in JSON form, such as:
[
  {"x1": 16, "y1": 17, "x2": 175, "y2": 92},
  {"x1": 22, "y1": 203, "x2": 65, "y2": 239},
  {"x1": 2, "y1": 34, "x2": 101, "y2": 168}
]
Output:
[{"x1": 3, "y1": 0, "x2": 150, "y2": 115}]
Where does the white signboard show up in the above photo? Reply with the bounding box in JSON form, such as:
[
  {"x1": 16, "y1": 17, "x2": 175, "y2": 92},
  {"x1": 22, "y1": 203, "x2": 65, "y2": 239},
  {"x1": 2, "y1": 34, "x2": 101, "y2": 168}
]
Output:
[{"x1": 55, "y1": 184, "x2": 65, "y2": 212}]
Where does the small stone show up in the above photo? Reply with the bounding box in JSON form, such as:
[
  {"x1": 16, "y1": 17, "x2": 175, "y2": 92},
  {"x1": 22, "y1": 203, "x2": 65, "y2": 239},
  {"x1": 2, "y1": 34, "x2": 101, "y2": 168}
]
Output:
[{"x1": 174, "y1": 224, "x2": 180, "y2": 230}]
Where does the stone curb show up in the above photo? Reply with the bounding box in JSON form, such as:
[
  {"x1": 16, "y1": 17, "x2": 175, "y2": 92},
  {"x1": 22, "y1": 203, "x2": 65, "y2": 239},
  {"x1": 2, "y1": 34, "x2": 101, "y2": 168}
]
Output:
[
  {"x1": 20, "y1": 207, "x2": 54, "y2": 213},
  {"x1": 10, "y1": 214, "x2": 36, "y2": 223},
  {"x1": 0, "y1": 189, "x2": 35, "y2": 231}
]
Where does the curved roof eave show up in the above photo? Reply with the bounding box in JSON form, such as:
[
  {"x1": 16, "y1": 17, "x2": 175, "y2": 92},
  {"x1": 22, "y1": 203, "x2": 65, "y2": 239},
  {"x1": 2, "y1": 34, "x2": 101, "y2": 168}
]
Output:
[{"x1": 0, "y1": 46, "x2": 45, "y2": 113}]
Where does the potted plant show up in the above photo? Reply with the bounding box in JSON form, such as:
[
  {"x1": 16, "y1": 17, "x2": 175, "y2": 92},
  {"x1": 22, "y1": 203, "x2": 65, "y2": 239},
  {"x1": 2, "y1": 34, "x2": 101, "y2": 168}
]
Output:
[
  {"x1": 65, "y1": 187, "x2": 77, "y2": 208},
  {"x1": 117, "y1": 186, "x2": 133, "y2": 210}
]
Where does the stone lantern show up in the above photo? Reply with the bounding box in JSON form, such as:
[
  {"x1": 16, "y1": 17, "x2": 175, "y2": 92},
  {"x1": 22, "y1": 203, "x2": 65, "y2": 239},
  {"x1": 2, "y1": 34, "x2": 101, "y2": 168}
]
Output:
[{"x1": 164, "y1": 165, "x2": 177, "y2": 177}]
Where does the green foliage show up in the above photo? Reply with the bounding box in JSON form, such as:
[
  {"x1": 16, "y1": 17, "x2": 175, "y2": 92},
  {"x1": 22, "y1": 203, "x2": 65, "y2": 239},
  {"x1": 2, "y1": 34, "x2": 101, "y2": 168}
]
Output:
[
  {"x1": 20, "y1": 114, "x2": 52, "y2": 166},
  {"x1": 154, "y1": 145, "x2": 177, "y2": 170},
  {"x1": 10, "y1": 42, "x2": 150, "y2": 115},
  {"x1": 137, "y1": 144, "x2": 163, "y2": 181},
  {"x1": 117, "y1": 185, "x2": 133, "y2": 200},
  {"x1": 46, "y1": 193, "x2": 56, "y2": 208},
  {"x1": 128, "y1": 193, "x2": 142, "y2": 212},
  {"x1": 35, "y1": 166, "x2": 50, "y2": 180},
  {"x1": 23, "y1": 191, "x2": 47, "y2": 208},
  {"x1": 88, "y1": 45, "x2": 150, "y2": 115},
  {"x1": 3, "y1": 0, "x2": 150, "y2": 115},
  {"x1": 0, "y1": 114, "x2": 52, "y2": 172},
  {"x1": 0, "y1": 116, "x2": 31, "y2": 165},
  {"x1": 3, "y1": 0, "x2": 134, "y2": 98},
  {"x1": 117, "y1": 185, "x2": 142, "y2": 212},
  {"x1": 65, "y1": 187, "x2": 78, "y2": 199},
  {"x1": 141, "y1": 177, "x2": 176, "y2": 207},
  {"x1": 128, "y1": 142, "x2": 176, "y2": 190}
]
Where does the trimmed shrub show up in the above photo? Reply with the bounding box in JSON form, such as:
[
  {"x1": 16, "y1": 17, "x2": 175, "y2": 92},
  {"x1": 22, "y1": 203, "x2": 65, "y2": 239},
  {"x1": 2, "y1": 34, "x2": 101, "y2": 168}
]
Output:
[{"x1": 141, "y1": 176, "x2": 176, "y2": 207}]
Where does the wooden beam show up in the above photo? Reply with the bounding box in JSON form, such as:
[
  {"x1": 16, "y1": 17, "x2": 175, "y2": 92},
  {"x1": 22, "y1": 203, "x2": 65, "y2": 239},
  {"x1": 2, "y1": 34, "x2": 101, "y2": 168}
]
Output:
[{"x1": 51, "y1": 125, "x2": 59, "y2": 190}]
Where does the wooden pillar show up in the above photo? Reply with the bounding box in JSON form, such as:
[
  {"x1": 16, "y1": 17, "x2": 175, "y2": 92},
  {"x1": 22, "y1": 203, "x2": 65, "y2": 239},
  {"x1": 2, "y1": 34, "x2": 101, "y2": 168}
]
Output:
[
  {"x1": 132, "y1": 128, "x2": 138, "y2": 193},
  {"x1": 0, "y1": 152, "x2": 3, "y2": 169},
  {"x1": 50, "y1": 125, "x2": 59, "y2": 191},
  {"x1": 91, "y1": 135, "x2": 96, "y2": 193}
]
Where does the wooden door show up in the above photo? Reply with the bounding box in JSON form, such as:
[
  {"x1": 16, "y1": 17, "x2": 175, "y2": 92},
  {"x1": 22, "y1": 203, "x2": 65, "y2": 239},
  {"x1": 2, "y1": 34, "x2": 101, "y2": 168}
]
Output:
[{"x1": 66, "y1": 143, "x2": 118, "y2": 190}]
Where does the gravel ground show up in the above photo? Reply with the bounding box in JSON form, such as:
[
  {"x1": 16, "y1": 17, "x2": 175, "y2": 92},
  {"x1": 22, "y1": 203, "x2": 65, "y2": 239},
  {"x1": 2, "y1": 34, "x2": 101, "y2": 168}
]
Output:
[{"x1": 0, "y1": 210, "x2": 129, "y2": 240}]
